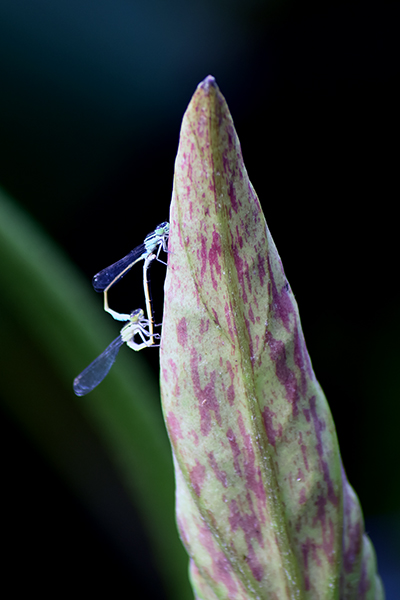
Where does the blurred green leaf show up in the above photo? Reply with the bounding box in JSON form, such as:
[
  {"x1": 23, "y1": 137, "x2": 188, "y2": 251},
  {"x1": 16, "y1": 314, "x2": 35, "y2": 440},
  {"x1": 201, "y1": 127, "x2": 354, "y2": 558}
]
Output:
[
  {"x1": 0, "y1": 188, "x2": 191, "y2": 600},
  {"x1": 160, "y1": 76, "x2": 384, "y2": 599}
]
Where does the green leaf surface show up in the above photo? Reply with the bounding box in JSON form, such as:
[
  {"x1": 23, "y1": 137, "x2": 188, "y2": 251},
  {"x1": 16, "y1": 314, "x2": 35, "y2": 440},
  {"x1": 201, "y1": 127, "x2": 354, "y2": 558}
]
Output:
[{"x1": 160, "y1": 76, "x2": 384, "y2": 599}]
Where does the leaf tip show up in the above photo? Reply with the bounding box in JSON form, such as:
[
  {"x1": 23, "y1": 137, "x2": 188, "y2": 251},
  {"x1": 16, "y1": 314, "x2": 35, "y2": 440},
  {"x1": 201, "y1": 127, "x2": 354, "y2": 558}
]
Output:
[{"x1": 198, "y1": 74, "x2": 218, "y2": 93}]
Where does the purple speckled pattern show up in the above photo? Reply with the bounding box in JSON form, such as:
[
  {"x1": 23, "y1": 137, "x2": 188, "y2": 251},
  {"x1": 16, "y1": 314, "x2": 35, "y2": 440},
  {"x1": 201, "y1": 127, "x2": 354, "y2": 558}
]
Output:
[{"x1": 160, "y1": 76, "x2": 384, "y2": 600}]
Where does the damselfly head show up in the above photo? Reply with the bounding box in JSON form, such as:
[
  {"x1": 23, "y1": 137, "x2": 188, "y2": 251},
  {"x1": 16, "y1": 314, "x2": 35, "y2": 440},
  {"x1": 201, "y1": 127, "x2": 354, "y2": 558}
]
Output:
[
  {"x1": 129, "y1": 308, "x2": 144, "y2": 321},
  {"x1": 155, "y1": 222, "x2": 169, "y2": 236}
]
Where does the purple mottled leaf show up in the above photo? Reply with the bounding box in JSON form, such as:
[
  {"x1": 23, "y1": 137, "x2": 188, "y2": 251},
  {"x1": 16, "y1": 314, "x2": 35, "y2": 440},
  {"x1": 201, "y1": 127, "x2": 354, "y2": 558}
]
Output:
[{"x1": 160, "y1": 76, "x2": 384, "y2": 600}]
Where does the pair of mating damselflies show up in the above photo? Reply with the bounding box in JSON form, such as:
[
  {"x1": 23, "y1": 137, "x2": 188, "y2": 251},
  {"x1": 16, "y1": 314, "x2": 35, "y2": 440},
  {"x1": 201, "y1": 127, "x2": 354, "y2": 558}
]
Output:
[{"x1": 73, "y1": 222, "x2": 169, "y2": 396}]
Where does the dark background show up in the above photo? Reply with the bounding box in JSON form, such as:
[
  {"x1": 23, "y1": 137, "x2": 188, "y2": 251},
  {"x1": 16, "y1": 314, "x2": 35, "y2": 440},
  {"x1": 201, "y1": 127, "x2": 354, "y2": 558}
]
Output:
[{"x1": 1, "y1": 0, "x2": 399, "y2": 597}]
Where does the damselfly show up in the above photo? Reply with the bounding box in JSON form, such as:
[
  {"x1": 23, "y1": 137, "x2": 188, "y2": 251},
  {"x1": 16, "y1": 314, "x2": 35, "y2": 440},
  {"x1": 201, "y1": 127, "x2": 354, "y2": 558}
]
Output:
[
  {"x1": 73, "y1": 308, "x2": 158, "y2": 396},
  {"x1": 92, "y1": 222, "x2": 169, "y2": 321}
]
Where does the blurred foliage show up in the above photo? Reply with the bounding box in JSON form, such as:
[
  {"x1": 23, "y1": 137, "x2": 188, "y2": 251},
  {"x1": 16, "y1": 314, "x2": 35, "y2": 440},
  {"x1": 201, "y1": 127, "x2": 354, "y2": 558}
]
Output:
[{"x1": 0, "y1": 189, "x2": 191, "y2": 599}]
